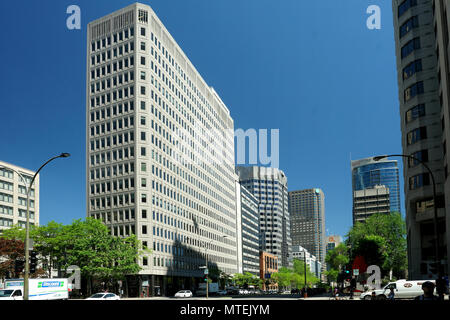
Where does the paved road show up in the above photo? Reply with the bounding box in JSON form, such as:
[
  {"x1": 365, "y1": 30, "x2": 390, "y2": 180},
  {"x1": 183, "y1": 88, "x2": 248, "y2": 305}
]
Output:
[{"x1": 121, "y1": 294, "x2": 341, "y2": 301}]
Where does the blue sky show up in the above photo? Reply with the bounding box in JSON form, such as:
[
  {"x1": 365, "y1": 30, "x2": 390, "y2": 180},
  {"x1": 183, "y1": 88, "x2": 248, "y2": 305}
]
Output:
[{"x1": 0, "y1": 0, "x2": 403, "y2": 238}]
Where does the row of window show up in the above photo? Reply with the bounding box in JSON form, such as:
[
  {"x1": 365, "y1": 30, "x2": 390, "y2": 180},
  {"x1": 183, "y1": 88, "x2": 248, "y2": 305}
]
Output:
[
  {"x1": 90, "y1": 85, "x2": 135, "y2": 107},
  {"x1": 90, "y1": 56, "x2": 134, "y2": 81},
  {"x1": 90, "y1": 71, "x2": 134, "y2": 94},
  {"x1": 90, "y1": 27, "x2": 135, "y2": 52},
  {"x1": 90, "y1": 131, "x2": 134, "y2": 151},
  {"x1": 90, "y1": 40, "x2": 135, "y2": 67},
  {"x1": 90, "y1": 177, "x2": 135, "y2": 195},
  {"x1": 89, "y1": 115, "x2": 135, "y2": 137},
  {"x1": 90, "y1": 192, "x2": 135, "y2": 210},
  {"x1": 90, "y1": 101, "x2": 134, "y2": 123},
  {"x1": 89, "y1": 146, "x2": 135, "y2": 166}
]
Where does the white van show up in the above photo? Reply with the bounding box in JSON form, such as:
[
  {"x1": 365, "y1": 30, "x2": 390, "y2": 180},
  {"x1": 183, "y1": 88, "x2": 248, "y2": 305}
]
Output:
[
  {"x1": 0, "y1": 279, "x2": 69, "y2": 300},
  {"x1": 360, "y1": 279, "x2": 435, "y2": 300}
]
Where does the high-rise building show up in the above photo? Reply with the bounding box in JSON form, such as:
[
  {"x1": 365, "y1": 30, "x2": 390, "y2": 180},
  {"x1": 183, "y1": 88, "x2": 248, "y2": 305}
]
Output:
[
  {"x1": 236, "y1": 166, "x2": 292, "y2": 267},
  {"x1": 392, "y1": 0, "x2": 449, "y2": 278},
  {"x1": 326, "y1": 235, "x2": 342, "y2": 254},
  {"x1": 86, "y1": 3, "x2": 238, "y2": 296},
  {"x1": 353, "y1": 185, "x2": 391, "y2": 224},
  {"x1": 0, "y1": 161, "x2": 39, "y2": 232},
  {"x1": 235, "y1": 181, "x2": 260, "y2": 276},
  {"x1": 351, "y1": 157, "x2": 401, "y2": 217},
  {"x1": 289, "y1": 188, "x2": 326, "y2": 269}
]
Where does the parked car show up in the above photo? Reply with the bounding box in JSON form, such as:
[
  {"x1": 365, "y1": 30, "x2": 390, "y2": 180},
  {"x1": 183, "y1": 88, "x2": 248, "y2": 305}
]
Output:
[
  {"x1": 217, "y1": 290, "x2": 227, "y2": 296},
  {"x1": 360, "y1": 280, "x2": 435, "y2": 300},
  {"x1": 175, "y1": 290, "x2": 193, "y2": 298},
  {"x1": 238, "y1": 289, "x2": 249, "y2": 295},
  {"x1": 86, "y1": 293, "x2": 120, "y2": 300},
  {"x1": 291, "y1": 288, "x2": 300, "y2": 294}
]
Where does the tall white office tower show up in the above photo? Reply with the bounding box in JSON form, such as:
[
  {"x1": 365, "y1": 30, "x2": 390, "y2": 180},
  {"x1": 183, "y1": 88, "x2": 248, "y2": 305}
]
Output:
[{"x1": 86, "y1": 3, "x2": 237, "y2": 296}]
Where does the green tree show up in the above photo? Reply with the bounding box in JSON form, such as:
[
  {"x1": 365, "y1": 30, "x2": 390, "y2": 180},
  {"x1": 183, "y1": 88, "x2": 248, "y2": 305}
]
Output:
[
  {"x1": 325, "y1": 243, "x2": 349, "y2": 271},
  {"x1": 271, "y1": 261, "x2": 319, "y2": 290},
  {"x1": 324, "y1": 243, "x2": 349, "y2": 284},
  {"x1": 1, "y1": 218, "x2": 147, "y2": 295},
  {"x1": 232, "y1": 272, "x2": 261, "y2": 289},
  {"x1": 346, "y1": 212, "x2": 407, "y2": 277}
]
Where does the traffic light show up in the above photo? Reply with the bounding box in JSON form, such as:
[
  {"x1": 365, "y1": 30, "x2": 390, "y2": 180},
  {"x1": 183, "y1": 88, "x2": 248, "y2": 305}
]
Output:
[
  {"x1": 14, "y1": 260, "x2": 25, "y2": 275},
  {"x1": 30, "y1": 251, "x2": 38, "y2": 274},
  {"x1": 204, "y1": 276, "x2": 208, "y2": 282}
]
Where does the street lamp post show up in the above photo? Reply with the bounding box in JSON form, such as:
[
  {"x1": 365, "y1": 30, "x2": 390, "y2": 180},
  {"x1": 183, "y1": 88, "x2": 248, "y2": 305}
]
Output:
[
  {"x1": 1, "y1": 153, "x2": 71, "y2": 300},
  {"x1": 373, "y1": 154, "x2": 441, "y2": 280},
  {"x1": 303, "y1": 250, "x2": 307, "y2": 298}
]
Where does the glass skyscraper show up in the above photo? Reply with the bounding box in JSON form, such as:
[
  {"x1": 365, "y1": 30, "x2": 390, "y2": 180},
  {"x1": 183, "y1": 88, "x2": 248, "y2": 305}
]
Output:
[{"x1": 351, "y1": 157, "x2": 401, "y2": 214}]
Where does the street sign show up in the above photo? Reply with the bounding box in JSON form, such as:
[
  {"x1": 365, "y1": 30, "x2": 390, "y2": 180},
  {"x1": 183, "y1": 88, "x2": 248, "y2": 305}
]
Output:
[
  {"x1": 204, "y1": 269, "x2": 209, "y2": 275},
  {"x1": 353, "y1": 269, "x2": 359, "y2": 276}
]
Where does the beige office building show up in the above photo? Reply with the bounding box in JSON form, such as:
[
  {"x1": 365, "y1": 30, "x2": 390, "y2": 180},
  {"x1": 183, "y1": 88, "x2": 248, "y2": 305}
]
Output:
[
  {"x1": 0, "y1": 161, "x2": 39, "y2": 232},
  {"x1": 86, "y1": 3, "x2": 237, "y2": 296},
  {"x1": 392, "y1": 0, "x2": 449, "y2": 278},
  {"x1": 353, "y1": 185, "x2": 390, "y2": 224}
]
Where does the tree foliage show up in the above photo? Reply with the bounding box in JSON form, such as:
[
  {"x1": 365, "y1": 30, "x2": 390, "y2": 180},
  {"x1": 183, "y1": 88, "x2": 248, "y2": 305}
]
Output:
[
  {"x1": 1, "y1": 218, "x2": 148, "y2": 292},
  {"x1": 346, "y1": 212, "x2": 407, "y2": 277},
  {"x1": 0, "y1": 238, "x2": 24, "y2": 278},
  {"x1": 232, "y1": 272, "x2": 262, "y2": 288},
  {"x1": 270, "y1": 259, "x2": 319, "y2": 289}
]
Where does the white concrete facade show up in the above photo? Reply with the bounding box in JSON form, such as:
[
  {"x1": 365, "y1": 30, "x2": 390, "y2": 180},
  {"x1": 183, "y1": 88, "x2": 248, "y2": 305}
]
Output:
[
  {"x1": 0, "y1": 160, "x2": 39, "y2": 232},
  {"x1": 86, "y1": 3, "x2": 238, "y2": 290}
]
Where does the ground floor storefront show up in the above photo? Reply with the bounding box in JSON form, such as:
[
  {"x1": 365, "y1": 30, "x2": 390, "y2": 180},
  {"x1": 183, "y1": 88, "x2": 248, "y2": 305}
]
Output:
[{"x1": 125, "y1": 274, "x2": 202, "y2": 297}]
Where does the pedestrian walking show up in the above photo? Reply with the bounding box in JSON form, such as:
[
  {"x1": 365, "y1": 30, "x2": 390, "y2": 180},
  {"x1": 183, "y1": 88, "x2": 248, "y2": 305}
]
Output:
[{"x1": 388, "y1": 287, "x2": 395, "y2": 300}]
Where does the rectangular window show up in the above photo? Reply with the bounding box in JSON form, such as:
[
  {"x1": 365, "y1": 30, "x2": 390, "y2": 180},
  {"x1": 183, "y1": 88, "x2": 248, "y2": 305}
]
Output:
[
  {"x1": 405, "y1": 104, "x2": 425, "y2": 123},
  {"x1": 403, "y1": 59, "x2": 422, "y2": 80},
  {"x1": 400, "y1": 16, "x2": 419, "y2": 38},
  {"x1": 398, "y1": 0, "x2": 418, "y2": 18},
  {"x1": 408, "y1": 150, "x2": 429, "y2": 168},
  {"x1": 141, "y1": 27, "x2": 146, "y2": 36},
  {"x1": 404, "y1": 81, "x2": 424, "y2": 102},
  {"x1": 409, "y1": 173, "x2": 430, "y2": 190},
  {"x1": 407, "y1": 126, "x2": 427, "y2": 145},
  {"x1": 401, "y1": 37, "x2": 420, "y2": 59}
]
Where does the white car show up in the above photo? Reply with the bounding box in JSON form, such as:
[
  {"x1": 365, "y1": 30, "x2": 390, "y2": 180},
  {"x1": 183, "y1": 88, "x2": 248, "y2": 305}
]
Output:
[
  {"x1": 360, "y1": 280, "x2": 435, "y2": 300},
  {"x1": 175, "y1": 290, "x2": 193, "y2": 298},
  {"x1": 86, "y1": 293, "x2": 121, "y2": 300},
  {"x1": 239, "y1": 289, "x2": 249, "y2": 295}
]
